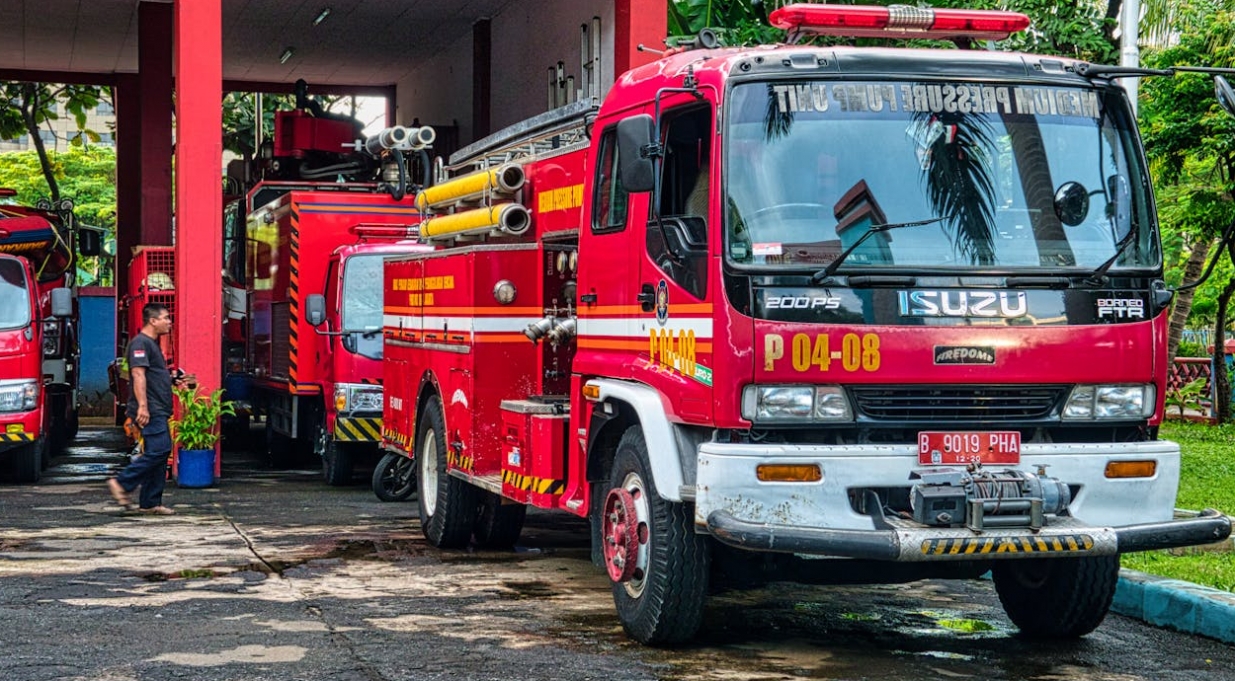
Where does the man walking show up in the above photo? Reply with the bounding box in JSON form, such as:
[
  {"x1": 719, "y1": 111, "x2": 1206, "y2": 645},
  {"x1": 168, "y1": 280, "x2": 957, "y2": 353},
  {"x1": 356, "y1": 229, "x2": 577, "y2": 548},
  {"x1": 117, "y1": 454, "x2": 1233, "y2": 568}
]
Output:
[{"x1": 107, "y1": 303, "x2": 191, "y2": 515}]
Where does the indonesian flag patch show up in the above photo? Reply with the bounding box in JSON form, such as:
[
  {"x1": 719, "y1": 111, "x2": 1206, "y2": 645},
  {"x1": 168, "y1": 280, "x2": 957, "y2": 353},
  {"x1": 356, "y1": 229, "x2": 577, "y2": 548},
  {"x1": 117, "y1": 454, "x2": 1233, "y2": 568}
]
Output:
[{"x1": 133, "y1": 350, "x2": 146, "y2": 359}]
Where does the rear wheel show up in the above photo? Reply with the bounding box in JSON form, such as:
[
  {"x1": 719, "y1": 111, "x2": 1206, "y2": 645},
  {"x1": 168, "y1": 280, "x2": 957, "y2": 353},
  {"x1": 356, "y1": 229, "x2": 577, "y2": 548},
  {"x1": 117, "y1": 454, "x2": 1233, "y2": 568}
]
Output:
[
  {"x1": 416, "y1": 395, "x2": 477, "y2": 548},
  {"x1": 372, "y1": 451, "x2": 416, "y2": 501},
  {"x1": 473, "y1": 491, "x2": 526, "y2": 549},
  {"x1": 605, "y1": 425, "x2": 709, "y2": 645},
  {"x1": 322, "y1": 437, "x2": 354, "y2": 486},
  {"x1": 992, "y1": 555, "x2": 1120, "y2": 638}
]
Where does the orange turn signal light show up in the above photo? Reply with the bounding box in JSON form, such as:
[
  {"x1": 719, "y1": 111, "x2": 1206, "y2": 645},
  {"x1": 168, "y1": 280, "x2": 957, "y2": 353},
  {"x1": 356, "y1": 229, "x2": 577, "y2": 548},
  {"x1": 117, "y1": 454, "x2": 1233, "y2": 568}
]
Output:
[
  {"x1": 582, "y1": 384, "x2": 601, "y2": 400},
  {"x1": 1104, "y1": 460, "x2": 1157, "y2": 479},
  {"x1": 756, "y1": 464, "x2": 822, "y2": 482}
]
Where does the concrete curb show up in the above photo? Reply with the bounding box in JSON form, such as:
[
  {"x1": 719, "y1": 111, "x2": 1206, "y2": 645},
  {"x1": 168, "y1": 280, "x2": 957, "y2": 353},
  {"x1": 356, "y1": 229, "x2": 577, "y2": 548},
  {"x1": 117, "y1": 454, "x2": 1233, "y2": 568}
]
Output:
[{"x1": 1113, "y1": 569, "x2": 1235, "y2": 644}]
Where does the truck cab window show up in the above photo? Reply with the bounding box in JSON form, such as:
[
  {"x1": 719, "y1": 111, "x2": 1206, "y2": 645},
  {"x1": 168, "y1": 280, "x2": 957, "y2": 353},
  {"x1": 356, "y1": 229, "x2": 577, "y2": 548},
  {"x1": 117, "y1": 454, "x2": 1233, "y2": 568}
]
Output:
[
  {"x1": 591, "y1": 130, "x2": 628, "y2": 233},
  {"x1": 648, "y1": 106, "x2": 711, "y2": 300}
]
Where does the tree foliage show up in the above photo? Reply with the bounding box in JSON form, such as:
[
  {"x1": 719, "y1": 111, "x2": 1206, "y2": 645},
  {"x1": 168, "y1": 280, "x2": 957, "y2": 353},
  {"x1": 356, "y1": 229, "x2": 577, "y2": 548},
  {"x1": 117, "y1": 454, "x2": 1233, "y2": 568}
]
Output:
[
  {"x1": 0, "y1": 83, "x2": 108, "y2": 202},
  {"x1": 0, "y1": 148, "x2": 117, "y2": 286}
]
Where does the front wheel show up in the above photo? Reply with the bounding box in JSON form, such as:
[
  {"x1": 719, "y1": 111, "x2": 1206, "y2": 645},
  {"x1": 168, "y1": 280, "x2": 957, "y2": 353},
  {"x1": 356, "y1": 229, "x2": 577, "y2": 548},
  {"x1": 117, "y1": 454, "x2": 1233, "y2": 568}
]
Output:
[
  {"x1": 9, "y1": 437, "x2": 44, "y2": 483},
  {"x1": 416, "y1": 395, "x2": 477, "y2": 548},
  {"x1": 372, "y1": 451, "x2": 416, "y2": 502},
  {"x1": 605, "y1": 425, "x2": 709, "y2": 645},
  {"x1": 322, "y1": 438, "x2": 354, "y2": 486},
  {"x1": 992, "y1": 555, "x2": 1120, "y2": 638}
]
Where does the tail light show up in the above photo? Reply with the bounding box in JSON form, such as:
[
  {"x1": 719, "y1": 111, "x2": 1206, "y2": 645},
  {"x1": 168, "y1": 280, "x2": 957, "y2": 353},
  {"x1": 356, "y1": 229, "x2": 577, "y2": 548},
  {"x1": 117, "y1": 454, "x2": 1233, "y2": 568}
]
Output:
[{"x1": 769, "y1": 4, "x2": 1031, "y2": 41}]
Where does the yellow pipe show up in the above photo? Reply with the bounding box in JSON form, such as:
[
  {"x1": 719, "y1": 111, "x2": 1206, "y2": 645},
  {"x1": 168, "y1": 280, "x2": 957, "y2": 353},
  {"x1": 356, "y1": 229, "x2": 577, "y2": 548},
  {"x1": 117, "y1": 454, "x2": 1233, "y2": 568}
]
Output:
[
  {"x1": 417, "y1": 163, "x2": 525, "y2": 210},
  {"x1": 420, "y1": 203, "x2": 531, "y2": 240}
]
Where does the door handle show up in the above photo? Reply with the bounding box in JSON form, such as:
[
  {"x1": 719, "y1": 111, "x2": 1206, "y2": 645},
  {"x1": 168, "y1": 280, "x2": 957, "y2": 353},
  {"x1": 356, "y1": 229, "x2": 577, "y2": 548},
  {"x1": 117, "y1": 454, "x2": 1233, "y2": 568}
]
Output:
[{"x1": 637, "y1": 283, "x2": 656, "y2": 312}]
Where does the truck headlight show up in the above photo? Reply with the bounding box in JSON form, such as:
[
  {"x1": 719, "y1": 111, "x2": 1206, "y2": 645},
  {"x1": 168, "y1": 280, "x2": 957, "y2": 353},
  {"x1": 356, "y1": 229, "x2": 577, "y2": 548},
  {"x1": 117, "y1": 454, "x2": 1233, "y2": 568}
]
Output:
[
  {"x1": 0, "y1": 380, "x2": 39, "y2": 413},
  {"x1": 1062, "y1": 384, "x2": 1155, "y2": 420},
  {"x1": 334, "y1": 384, "x2": 383, "y2": 413},
  {"x1": 742, "y1": 385, "x2": 853, "y2": 423}
]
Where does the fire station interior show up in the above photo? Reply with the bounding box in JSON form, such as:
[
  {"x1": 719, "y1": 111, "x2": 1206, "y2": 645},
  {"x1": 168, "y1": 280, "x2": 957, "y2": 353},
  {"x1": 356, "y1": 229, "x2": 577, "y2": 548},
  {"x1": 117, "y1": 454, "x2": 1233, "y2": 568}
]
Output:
[{"x1": 0, "y1": 1, "x2": 666, "y2": 465}]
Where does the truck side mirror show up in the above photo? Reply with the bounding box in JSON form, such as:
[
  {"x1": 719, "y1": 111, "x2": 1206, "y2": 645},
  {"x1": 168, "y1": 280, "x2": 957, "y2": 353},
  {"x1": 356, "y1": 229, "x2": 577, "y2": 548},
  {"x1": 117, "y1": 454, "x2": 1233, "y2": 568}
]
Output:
[
  {"x1": 78, "y1": 226, "x2": 102, "y2": 257},
  {"x1": 1217, "y1": 76, "x2": 1235, "y2": 119},
  {"x1": 305, "y1": 293, "x2": 327, "y2": 327},
  {"x1": 617, "y1": 114, "x2": 656, "y2": 193},
  {"x1": 50, "y1": 287, "x2": 73, "y2": 318}
]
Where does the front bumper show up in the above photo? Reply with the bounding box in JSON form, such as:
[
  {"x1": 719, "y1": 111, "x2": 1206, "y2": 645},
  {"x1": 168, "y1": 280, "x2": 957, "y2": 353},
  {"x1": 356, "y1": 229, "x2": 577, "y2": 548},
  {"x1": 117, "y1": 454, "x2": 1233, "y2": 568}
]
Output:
[
  {"x1": 333, "y1": 414, "x2": 382, "y2": 443},
  {"x1": 707, "y1": 508, "x2": 1231, "y2": 561},
  {"x1": 696, "y1": 439, "x2": 1231, "y2": 560}
]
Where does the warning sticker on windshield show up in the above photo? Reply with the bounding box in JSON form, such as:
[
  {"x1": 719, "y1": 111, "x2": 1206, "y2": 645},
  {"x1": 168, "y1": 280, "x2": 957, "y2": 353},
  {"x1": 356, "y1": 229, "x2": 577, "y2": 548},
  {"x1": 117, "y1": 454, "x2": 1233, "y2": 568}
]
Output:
[{"x1": 771, "y1": 83, "x2": 1100, "y2": 119}]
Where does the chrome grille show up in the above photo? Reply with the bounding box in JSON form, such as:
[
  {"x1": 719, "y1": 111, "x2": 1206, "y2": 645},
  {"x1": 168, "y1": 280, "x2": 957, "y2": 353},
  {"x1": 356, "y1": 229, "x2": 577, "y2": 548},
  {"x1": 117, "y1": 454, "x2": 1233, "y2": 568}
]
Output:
[{"x1": 852, "y1": 385, "x2": 1066, "y2": 422}]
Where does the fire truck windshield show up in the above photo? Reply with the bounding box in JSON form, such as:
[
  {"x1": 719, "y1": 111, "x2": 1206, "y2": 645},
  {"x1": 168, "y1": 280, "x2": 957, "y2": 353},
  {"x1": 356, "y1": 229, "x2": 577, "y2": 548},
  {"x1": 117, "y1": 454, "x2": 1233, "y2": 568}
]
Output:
[
  {"x1": 0, "y1": 258, "x2": 31, "y2": 330},
  {"x1": 724, "y1": 80, "x2": 1157, "y2": 274},
  {"x1": 340, "y1": 254, "x2": 384, "y2": 360}
]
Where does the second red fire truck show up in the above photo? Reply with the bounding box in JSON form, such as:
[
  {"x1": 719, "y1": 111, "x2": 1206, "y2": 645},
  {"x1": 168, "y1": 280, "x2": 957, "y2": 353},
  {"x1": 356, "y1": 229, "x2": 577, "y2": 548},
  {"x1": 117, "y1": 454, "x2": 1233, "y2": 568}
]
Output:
[{"x1": 381, "y1": 4, "x2": 1232, "y2": 644}]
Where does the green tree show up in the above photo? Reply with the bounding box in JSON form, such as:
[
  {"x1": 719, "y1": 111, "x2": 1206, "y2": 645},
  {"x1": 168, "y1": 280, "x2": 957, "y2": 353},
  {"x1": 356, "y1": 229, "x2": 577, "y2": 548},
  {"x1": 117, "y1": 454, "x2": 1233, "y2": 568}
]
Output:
[
  {"x1": 0, "y1": 147, "x2": 117, "y2": 286},
  {"x1": 1139, "y1": 3, "x2": 1235, "y2": 420},
  {"x1": 0, "y1": 82, "x2": 108, "y2": 202}
]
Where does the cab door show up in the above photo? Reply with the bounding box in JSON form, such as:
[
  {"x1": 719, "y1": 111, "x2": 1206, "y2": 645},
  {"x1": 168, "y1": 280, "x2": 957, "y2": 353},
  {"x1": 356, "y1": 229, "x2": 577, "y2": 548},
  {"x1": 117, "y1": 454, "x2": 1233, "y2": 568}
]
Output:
[{"x1": 633, "y1": 103, "x2": 716, "y2": 423}]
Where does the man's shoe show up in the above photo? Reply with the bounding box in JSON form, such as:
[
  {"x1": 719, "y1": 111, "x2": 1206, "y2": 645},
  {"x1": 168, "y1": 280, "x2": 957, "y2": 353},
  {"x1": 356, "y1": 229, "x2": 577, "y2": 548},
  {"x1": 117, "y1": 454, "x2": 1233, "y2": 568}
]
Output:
[
  {"x1": 139, "y1": 506, "x2": 175, "y2": 515},
  {"x1": 107, "y1": 479, "x2": 137, "y2": 511}
]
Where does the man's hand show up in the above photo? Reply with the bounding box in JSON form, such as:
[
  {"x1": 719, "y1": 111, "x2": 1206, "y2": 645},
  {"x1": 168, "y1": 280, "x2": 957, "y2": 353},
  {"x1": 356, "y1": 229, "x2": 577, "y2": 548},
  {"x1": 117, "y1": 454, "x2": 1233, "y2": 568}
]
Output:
[{"x1": 136, "y1": 404, "x2": 150, "y2": 427}]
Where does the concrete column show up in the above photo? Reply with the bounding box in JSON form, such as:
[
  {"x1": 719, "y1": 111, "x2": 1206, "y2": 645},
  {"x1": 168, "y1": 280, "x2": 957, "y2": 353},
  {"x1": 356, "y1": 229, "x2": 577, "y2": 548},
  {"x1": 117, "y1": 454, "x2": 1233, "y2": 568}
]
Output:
[
  {"x1": 138, "y1": 2, "x2": 174, "y2": 246},
  {"x1": 113, "y1": 73, "x2": 141, "y2": 343},
  {"x1": 174, "y1": 0, "x2": 223, "y2": 396},
  {"x1": 615, "y1": 0, "x2": 667, "y2": 74},
  {"x1": 473, "y1": 18, "x2": 492, "y2": 139}
]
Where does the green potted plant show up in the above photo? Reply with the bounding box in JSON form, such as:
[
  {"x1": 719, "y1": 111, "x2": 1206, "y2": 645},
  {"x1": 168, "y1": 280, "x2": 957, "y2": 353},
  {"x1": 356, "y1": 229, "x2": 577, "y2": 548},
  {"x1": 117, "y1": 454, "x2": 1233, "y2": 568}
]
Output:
[{"x1": 170, "y1": 385, "x2": 236, "y2": 487}]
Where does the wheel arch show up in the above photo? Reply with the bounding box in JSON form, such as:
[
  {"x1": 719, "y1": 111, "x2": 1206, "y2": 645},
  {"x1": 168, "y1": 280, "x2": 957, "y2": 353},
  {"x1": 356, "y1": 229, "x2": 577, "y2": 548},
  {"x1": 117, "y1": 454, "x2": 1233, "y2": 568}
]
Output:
[{"x1": 585, "y1": 378, "x2": 687, "y2": 502}]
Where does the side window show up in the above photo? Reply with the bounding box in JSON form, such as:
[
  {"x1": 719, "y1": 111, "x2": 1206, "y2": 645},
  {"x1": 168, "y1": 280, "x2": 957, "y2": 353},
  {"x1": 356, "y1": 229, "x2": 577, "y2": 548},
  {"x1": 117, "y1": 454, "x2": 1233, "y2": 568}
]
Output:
[
  {"x1": 591, "y1": 129, "x2": 628, "y2": 233},
  {"x1": 647, "y1": 106, "x2": 711, "y2": 300}
]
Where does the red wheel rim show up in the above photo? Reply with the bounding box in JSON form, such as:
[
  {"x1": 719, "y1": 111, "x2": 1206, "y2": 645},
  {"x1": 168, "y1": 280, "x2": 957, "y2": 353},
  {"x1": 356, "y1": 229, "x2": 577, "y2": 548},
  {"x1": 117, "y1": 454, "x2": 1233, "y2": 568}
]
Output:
[{"x1": 602, "y1": 487, "x2": 640, "y2": 583}]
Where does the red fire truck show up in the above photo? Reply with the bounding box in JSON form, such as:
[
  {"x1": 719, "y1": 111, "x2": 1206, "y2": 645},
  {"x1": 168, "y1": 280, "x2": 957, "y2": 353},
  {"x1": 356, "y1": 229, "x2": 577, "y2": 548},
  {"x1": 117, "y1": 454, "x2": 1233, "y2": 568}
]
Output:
[
  {"x1": 225, "y1": 87, "x2": 434, "y2": 484},
  {"x1": 0, "y1": 193, "x2": 90, "y2": 481},
  {"x1": 382, "y1": 4, "x2": 1231, "y2": 644}
]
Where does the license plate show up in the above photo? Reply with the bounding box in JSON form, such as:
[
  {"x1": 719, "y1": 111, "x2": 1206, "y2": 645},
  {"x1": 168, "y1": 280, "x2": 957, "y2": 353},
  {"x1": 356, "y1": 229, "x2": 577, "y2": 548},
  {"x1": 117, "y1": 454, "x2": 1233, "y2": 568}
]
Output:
[{"x1": 918, "y1": 431, "x2": 1021, "y2": 465}]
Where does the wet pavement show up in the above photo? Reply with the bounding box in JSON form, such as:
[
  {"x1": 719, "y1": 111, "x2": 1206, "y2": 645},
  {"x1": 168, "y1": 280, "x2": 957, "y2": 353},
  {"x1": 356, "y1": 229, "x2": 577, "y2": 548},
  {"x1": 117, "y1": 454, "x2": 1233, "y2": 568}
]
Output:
[{"x1": 1, "y1": 426, "x2": 1234, "y2": 680}]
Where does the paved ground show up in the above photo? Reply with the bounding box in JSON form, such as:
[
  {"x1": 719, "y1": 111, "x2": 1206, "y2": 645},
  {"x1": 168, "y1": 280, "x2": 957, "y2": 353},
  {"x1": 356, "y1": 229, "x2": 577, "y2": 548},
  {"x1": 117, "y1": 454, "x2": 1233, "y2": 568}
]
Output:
[{"x1": 2, "y1": 426, "x2": 1235, "y2": 681}]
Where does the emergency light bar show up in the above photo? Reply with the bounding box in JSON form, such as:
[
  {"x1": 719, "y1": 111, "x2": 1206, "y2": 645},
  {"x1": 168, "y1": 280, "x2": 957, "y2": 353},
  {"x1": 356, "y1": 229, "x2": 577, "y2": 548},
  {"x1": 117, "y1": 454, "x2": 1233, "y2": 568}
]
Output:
[{"x1": 768, "y1": 3, "x2": 1031, "y2": 41}]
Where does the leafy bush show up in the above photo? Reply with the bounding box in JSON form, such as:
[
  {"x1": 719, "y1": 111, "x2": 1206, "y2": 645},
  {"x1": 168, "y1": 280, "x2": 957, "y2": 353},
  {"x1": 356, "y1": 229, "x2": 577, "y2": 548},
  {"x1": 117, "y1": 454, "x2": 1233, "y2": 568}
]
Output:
[
  {"x1": 170, "y1": 386, "x2": 235, "y2": 451},
  {"x1": 1176, "y1": 339, "x2": 1208, "y2": 358}
]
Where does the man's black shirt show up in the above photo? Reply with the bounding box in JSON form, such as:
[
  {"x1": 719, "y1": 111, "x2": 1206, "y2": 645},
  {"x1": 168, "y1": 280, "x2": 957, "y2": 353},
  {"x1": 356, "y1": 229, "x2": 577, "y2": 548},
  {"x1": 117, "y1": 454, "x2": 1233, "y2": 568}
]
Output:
[{"x1": 125, "y1": 333, "x2": 173, "y2": 420}]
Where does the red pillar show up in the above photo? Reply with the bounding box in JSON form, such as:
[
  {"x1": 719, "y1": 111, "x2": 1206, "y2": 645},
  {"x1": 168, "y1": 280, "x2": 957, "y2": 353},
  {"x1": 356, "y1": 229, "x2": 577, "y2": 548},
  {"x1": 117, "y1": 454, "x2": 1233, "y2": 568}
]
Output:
[
  {"x1": 174, "y1": 0, "x2": 222, "y2": 398},
  {"x1": 615, "y1": 0, "x2": 668, "y2": 74},
  {"x1": 139, "y1": 2, "x2": 174, "y2": 246},
  {"x1": 113, "y1": 73, "x2": 140, "y2": 345}
]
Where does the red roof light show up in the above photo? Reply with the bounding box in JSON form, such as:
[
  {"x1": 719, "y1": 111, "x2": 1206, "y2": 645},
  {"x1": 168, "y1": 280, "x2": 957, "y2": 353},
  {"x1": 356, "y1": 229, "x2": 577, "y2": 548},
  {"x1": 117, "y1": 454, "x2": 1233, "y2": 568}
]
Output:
[{"x1": 769, "y1": 4, "x2": 1031, "y2": 42}]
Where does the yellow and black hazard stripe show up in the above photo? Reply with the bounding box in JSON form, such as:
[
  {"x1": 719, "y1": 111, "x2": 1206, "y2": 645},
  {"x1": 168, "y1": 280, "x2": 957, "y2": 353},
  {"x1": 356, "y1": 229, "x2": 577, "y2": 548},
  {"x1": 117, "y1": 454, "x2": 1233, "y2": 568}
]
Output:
[
  {"x1": 334, "y1": 416, "x2": 382, "y2": 442},
  {"x1": 288, "y1": 207, "x2": 302, "y2": 385},
  {"x1": 501, "y1": 469, "x2": 566, "y2": 496},
  {"x1": 446, "y1": 449, "x2": 474, "y2": 472},
  {"x1": 381, "y1": 426, "x2": 413, "y2": 449},
  {"x1": 921, "y1": 533, "x2": 1095, "y2": 556},
  {"x1": 0, "y1": 432, "x2": 35, "y2": 443}
]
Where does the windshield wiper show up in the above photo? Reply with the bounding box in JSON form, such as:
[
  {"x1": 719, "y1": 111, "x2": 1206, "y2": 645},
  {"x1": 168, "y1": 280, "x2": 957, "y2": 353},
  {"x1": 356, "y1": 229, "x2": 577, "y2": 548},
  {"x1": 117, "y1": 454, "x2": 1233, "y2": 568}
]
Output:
[
  {"x1": 1083, "y1": 230, "x2": 1137, "y2": 285},
  {"x1": 810, "y1": 215, "x2": 950, "y2": 284},
  {"x1": 1076, "y1": 64, "x2": 1175, "y2": 79}
]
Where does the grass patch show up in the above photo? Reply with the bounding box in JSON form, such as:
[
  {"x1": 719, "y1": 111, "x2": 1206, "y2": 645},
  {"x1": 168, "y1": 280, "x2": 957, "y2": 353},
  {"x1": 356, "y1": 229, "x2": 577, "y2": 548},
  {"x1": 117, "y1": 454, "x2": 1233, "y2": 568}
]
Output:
[{"x1": 1120, "y1": 421, "x2": 1235, "y2": 592}]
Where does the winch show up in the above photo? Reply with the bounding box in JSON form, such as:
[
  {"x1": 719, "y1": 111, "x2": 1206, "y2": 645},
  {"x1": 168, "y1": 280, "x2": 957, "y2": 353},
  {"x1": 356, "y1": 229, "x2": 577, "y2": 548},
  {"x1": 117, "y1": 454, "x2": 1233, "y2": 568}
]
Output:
[{"x1": 909, "y1": 466, "x2": 1071, "y2": 531}]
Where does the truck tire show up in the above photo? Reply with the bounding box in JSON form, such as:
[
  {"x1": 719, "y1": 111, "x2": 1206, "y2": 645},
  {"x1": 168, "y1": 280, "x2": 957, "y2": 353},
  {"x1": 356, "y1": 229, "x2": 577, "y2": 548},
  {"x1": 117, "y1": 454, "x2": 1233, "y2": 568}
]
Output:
[
  {"x1": 322, "y1": 439, "x2": 354, "y2": 486},
  {"x1": 992, "y1": 555, "x2": 1119, "y2": 638},
  {"x1": 265, "y1": 419, "x2": 296, "y2": 469},
  {"x1": 605, "y1": 425, "x2": 709, "y2": 645},
  {"x1": 416, "y1": 395, "x2": 477, "y2": 548},
  {"x1": 473, "y1": 490, "x2": 526, "y2": 549},
  {"x1": 10, "y1": 437, "x2": 44, "y2": 483},
  {"x1": 372, "y1": 451, "x2": 416, "y2": 501}
]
